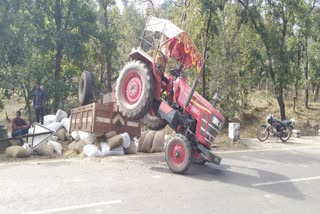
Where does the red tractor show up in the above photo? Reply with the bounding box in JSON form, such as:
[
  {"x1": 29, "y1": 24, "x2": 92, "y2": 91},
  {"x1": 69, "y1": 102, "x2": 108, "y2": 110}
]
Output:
[{"x1": 115, "y1": 16, "x2": 225, "y2": 174}]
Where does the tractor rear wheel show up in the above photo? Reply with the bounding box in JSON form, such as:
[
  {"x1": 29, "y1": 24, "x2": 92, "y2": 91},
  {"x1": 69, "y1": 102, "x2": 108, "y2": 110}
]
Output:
[
  {"x1": 165, "y1": 134, "x2": 192, "y2": 174},
  {"x1": 115, "y1": 60, "x2": 154, "y2": 120}
]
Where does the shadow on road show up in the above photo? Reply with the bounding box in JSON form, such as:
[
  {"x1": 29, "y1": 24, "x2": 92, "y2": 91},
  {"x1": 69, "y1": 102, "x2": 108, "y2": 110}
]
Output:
[{"x1": 148, "y1": 157, "x2": 305, "y2": 201}]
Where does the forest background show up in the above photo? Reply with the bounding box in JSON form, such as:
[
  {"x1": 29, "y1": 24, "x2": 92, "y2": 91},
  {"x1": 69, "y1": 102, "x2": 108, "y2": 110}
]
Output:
[{"x1": 1, "y1": 0, "x2": 320, "y2": 138}]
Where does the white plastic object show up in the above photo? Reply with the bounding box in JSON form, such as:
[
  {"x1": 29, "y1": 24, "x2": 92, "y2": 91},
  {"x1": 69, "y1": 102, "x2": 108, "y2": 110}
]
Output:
[
  {"x1": 55, "y1": 109, "x2": 68, "y2": 122},
  {"x1": 120, "y1": 132, "x2": 130, "y2": 149},
  {"x1": 83, "y1": 144, "x2": 103, "y2": 157},
  {"x1": 48, "y1": 140, "x2": 63, "y2": 155}
]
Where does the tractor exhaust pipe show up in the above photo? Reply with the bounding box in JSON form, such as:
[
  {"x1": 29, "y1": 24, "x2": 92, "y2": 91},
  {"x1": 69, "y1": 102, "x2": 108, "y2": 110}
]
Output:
[{"x1": 185, "y1": 55, "x2": 209, "y2": 110}]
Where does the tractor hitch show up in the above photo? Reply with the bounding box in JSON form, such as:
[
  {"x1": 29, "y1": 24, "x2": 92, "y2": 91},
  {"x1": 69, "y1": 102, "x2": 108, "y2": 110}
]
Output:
[{"x1": 197, "y1": 143, "x2": 222, "y2": 165}]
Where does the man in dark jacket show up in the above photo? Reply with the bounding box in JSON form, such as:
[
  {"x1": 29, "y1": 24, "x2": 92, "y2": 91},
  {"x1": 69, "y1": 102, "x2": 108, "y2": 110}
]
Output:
[
  {"x1": 33, "y1": 82, "x2": 48, "y2": 125},
  {"x1": 12, "y1": 111, "x2": 29, "y2": 144}
]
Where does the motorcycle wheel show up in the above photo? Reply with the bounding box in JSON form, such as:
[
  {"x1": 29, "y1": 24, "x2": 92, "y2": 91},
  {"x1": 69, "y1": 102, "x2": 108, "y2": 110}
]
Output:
[
  {"x1": 280, "y1": 127, "x2": 293, "y2": 142},
  {"x1": 115, "y1": 60, "x2": 154, "y2": 120},
  {"x1": 256, "y1": 125, "x2": 269, "y2": 141}
]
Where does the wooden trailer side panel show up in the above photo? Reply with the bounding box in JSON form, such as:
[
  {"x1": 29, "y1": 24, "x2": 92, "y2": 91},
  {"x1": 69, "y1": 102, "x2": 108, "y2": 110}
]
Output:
[{"x1": 70, "y1": 100, "x2": 141, "y2": 138}]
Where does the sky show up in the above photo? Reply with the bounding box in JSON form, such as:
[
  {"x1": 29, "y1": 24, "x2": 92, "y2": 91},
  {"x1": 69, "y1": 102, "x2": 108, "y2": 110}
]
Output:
[{"x1": 115, "y1": 0, "x2": 164, "y2": 11}]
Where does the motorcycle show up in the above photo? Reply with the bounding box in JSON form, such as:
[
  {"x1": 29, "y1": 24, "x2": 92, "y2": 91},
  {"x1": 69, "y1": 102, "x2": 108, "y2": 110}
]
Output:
[{"x1": 256, "y1": 114, "x2": 295, "y2": 142}]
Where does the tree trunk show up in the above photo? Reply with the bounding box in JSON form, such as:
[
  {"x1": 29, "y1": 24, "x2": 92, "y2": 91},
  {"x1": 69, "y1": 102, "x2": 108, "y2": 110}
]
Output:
[
  {"x1": 54, "y1": 0, "x2": 63, "y2": 112},
  {"x1": 314, "y1": 83, "x2": 320, "y2": 102},
  {"x1": 304, "y1": 35, "x2": 309, "y2": 109},
  {"x1": 201, "y1": 6, "x2": 213, "y2": 98},
  {"x1": 293, "y1": 78, "x2": 299, "y2": 111},
  {"x1": 293, "y1": 41, "x2": 301, "y2": 111},
  {"x1": 103, "y1": 5, "x2": 112, "y2": 93},
  {"x1": 277, "y1": 94, "x2": 286, "y2": 120},
  {"x1": 106, "y1": 58, "x2": 112, "y2": 92}
]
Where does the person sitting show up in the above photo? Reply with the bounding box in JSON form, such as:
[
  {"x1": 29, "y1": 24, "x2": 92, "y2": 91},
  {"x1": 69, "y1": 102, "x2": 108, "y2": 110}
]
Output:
[{"x1": 12, "y1": 111, "x2": 29, "y2": 144}]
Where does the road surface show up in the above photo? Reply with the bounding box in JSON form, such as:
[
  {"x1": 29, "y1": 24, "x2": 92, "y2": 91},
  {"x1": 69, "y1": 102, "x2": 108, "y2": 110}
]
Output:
[{"x1": 0, "y1": 136, "x2": 320, "y2": 214}]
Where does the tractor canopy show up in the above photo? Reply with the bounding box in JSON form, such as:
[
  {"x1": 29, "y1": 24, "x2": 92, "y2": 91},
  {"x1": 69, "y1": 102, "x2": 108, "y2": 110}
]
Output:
[{"x1": 144, "y1": 16, "x2": 203, "y2": 72}]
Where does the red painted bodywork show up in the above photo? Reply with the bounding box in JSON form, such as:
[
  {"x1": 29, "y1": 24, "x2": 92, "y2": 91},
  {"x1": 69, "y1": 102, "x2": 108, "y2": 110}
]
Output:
[
  {"x1": 129, "y1": 46, "x2": 224, "y2": 149},
  {"x1": 173, "y1": 77, "x2": 224, "y2": 148}
]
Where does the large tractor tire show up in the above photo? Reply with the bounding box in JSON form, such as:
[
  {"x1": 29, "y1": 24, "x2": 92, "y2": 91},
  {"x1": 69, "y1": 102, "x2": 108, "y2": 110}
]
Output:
[
  {"x1": 141, "y1": 112, "x2": 167, "y2": 130},
  {"x1": 115, "y1": 60, "x2": 154, "y2": 120},
  {"x1": 78, "y1": 70, "x2": 92, "y2": 106},
  {"x1": 165, "y1": 134, "x2": 192, "y2": 174}
]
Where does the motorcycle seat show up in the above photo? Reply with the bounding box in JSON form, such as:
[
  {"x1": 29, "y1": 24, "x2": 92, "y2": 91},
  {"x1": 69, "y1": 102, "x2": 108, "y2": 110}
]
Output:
[{"x1": 281, "y1": 120, "x2": 292, "y2": 126}]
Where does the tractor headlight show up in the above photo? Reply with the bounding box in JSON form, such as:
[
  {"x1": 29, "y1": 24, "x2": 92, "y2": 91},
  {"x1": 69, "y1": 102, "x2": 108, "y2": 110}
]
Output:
[{"x1": 212, "y1": 116, "x2": 222, "y2": 128}]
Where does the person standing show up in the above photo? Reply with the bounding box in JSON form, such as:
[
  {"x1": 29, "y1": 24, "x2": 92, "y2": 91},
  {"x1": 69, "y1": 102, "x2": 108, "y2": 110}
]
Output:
[{"x1": 33, "y1": 82, "x2": 48, "y2": 125}]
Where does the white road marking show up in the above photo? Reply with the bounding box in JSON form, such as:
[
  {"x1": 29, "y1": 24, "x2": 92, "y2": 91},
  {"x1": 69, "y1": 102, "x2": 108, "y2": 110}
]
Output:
[
  {"x1": 252, "y1": 176, "x2": 320, "y2": 187},
  {"x1": 216, "y1": 145, "x2": 320, "y2": 154},
  {"x1": 21, "y1": 200, "x2": 122, "y2": 214}
]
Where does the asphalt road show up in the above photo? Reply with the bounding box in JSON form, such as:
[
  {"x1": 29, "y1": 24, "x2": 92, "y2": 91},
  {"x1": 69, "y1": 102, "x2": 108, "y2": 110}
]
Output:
[{"x1": 1, "y1": 136, "x2": 320, "y2": 214}]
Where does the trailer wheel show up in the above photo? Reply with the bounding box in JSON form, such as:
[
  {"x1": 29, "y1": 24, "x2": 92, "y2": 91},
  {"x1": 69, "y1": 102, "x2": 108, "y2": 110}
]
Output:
[
  {"x1": 115, "y1": 60, "x2": 154, "y2": 120},
  {"x1": 165, "y1": 134, "x2": 192, "y2": 174},
  {"x1": 78, "y1": 70, "x2": 92, "y2": 106}
]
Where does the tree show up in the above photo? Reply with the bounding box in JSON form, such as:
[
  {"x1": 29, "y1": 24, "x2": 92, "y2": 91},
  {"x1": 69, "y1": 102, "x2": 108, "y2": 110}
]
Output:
[
  {"x1": 32, "y1": 0, "x2": 97, "y2": 111},
  {"x1": 236, "y1": 0, "x2": 300, "y2": 120},
  {"x1": 0, "y1": 0, "x2": 41, "y2": 121}
]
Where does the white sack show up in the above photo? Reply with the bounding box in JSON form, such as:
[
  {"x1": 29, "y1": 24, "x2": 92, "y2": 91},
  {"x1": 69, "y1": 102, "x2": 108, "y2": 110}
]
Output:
[
  {"x1": 43, "y1": 115, "x2": 56, "y2": 126},
  {"x1": 100, "y1": 142, "x2": 110, "y2": 155},
  {"x1": 28, "y1": 127, "x2": 34, "y2": 135},
  {"x1": 61, "y1": 117, "x2": 71, "y2": 132},
  {"x1": 79, "y1": 131, "x2": 95, "y2": 144},
  {"x1": 104, "y1": 145, "x2": 124, "y2": 156},
  {"x1": 22, "y1": 143, "x2": 32, "y2": 154},
  {"x1": 49, "y1": 136, "x2": 58, "y2": 142},
  {"x1": 71, "y1": 131, "x2": 80, "y2": 141},
  {"x1": 120, "y1": 132, "x2": 131, "y2": 149},
  {"x1": 55, "y1": 109, "x2": 68, "y2": 122},
  {"x1": 48, "y1": 140, "x2": 63, "y2": 155},
  {"x1": 45, "y1": 122, "x2": 62, "y2": 132},
  {"x1": 134, "y1": 137, "x2": 139, "y2": 147},
  {"x1": 83, "y1": 144, "x2": 103, "y2": 157}
]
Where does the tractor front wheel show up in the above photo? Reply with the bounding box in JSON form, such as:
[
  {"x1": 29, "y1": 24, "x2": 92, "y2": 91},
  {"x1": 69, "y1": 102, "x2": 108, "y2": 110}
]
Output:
[
  {"x1": 165, "y1": 134, "x2": 192, "y2": 174},
  {"x1": 115, "y1": 61, "x2": 154, "y2": 120}
]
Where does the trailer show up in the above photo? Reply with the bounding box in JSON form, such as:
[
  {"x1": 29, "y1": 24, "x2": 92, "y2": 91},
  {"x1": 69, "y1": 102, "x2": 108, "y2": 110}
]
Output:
[{"x1": 70, "y1": 92, "x2": 141, "y2": 138}]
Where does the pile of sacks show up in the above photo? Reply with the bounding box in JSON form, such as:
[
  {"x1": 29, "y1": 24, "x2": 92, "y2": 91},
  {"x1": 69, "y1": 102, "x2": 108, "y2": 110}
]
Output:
[
  {"x1": 67, "y1": 130, "x2": 137, "y2": 157},
  {"x1": 5, "y1": 109, "x2": 69, "y2": 158},
  {"x1": 137, "y1": 130, "x2": 167, "y2": 153},
  {"x1": 5, "y1": 109, "x2": 168, "y2": 158}
]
